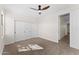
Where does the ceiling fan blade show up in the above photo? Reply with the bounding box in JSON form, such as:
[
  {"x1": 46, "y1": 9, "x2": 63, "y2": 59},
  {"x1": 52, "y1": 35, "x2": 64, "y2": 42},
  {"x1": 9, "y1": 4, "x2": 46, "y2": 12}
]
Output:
[
  {"x1": 42, "y1": 6, "x2": 50, "y2": 10},
  {"x1": 30, "y1": 8, "x2": 38, "y2": 11}
]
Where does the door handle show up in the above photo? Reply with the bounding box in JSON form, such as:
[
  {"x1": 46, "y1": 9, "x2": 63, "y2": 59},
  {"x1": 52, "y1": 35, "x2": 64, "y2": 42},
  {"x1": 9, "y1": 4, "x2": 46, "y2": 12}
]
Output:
[{"x1": 14, "y1": 32, "x2": 16, "y2": 34}]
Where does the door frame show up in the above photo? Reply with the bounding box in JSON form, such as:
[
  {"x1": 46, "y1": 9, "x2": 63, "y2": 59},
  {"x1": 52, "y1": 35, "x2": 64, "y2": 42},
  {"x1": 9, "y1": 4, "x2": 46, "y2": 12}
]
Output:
[
  {"x1": 14, "y1": 20, "x2": 16, "y2": 42},
  {"x1": 58, "y1": 13, "x2": 70, "y2": 44}
]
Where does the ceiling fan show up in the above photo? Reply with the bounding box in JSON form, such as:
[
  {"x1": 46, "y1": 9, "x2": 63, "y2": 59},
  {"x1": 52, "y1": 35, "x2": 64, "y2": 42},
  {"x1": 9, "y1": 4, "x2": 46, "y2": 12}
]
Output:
[{"x1": 30, "y1": 5, "x2": 50, "y2": 15}]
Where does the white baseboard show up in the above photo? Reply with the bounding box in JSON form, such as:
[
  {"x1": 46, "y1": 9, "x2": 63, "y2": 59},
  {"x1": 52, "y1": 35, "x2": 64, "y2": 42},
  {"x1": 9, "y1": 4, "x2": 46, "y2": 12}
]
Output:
[
  {"x1": 38, "y1": 35, "x2": 58, "y2": 43},
  {"x1": 4, "y1": 35, "x2": 58, "y2": 45},
  {"x1": 5, "y1": 36, "x2": 38, "y2": 45}
]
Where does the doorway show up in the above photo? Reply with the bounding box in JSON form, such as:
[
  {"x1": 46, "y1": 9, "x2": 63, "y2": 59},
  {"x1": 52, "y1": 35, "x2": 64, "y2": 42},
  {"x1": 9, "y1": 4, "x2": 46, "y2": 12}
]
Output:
[{"x1": 59, "y1": 13, "x2": 70, "y2": 47}]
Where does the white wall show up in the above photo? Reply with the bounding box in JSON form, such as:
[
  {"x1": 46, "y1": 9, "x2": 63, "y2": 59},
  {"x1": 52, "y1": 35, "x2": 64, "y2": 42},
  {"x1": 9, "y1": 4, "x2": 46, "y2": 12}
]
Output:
[
  {"x1": 3, "y1": 4, "x2": 70, "y2": 44},
  {"x1": 15, "y1": 16, "x2": 39, "y2": 37},
  {"x1": 38, "y1": 6, "x2": 70, "y2": 43},
  {"x1": 4, "y1": 5, "x2": 79, "y2": 50},
  {"x1": 38, "y1": 5, "x2": 71, "y2": 43},
  {"x1": 4, "y1": 15, "x2": 38, "y2": 45},
  {"x1": 39, "y1": 7, "x2": 70, "y2": 43},
  {"x1": 70, "y1": 9, "x2": 79, "y2": 49},
  {"x1": 57, "y1": 5, "x2": 79, "y2": 49},
  {"x1": 38, "y1": 13, "x2": 58, "y2": 43}
]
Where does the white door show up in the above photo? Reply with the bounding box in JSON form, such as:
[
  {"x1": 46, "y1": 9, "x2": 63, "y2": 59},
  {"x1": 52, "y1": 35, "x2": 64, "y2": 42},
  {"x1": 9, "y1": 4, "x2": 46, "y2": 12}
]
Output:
[
  {"x1": 15, "y1": 21, "x2": 32, "y2": 41},
  {"x1": 24, "y1": 23, "x2": 32, "y2": 37}
]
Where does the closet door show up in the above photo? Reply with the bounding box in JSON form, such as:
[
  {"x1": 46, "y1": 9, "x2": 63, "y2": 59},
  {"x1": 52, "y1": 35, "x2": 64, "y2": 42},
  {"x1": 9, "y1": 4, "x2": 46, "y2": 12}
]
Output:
[
  {"x1": 15, "y1": 21, "x2": 26, "y2": 41},
  {"x1": 15, "y1": 21, "x2": 32, "y2": 41},
  {"x1": 24, "y1": 23, "x2": 32, "y2": 38}
]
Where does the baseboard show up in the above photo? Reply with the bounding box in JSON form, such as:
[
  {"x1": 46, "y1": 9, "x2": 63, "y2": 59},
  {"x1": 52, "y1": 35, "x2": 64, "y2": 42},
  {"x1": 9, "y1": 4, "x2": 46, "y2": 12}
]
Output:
[
  {"x1": 38, "y1": 35, "x2": 58, "y2": 43},
  {"x1": 70, "y1": 44, "x2": 79, "y2": 50},
  {"x1": 4, "y1": 41, "x2": 15, "y2": 45},
  {"x1": 5, "y1": 36, "x2": 38, "y2": 45},
  {"x1": 4, "y1": 35, "x2": 58, "y2": 45}
]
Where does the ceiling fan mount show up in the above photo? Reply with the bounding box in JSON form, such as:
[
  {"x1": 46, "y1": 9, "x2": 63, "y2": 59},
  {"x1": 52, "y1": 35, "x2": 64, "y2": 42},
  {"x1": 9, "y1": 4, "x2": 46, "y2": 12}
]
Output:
[{"x1": 30, "y1": 5, "x2": 50, "y2": 15}]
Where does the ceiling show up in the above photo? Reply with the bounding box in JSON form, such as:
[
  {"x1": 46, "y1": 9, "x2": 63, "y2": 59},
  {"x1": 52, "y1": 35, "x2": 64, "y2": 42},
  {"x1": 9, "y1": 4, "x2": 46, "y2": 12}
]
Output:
[{"x1": 0, "y1": 4, "x2": 78, "y2": 17}]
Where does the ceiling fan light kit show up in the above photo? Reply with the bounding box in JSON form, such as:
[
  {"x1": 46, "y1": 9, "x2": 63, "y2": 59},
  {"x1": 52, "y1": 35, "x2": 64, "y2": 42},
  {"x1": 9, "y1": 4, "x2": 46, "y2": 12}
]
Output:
[
  {"x1": 30, "y1": 5, "x2": 50, "y2": 15},
  {"x1": 38, "y1": 10, "x2": 42, "y2": 15}
]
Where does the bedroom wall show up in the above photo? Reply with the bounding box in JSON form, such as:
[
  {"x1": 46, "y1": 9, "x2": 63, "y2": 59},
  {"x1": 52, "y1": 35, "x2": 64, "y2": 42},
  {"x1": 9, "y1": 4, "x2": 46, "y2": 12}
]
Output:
[
  {"x1": 38, "y1": 5, "x2": 71, "y2": 43},
  {"x1": 4, "y1": 14, "x2": 38, "y2": 45},
  {"x1": 57, "y1": 5, "x2": 79, "y2": 49},
  {"x1": 38, "y1": 13, "x2": 58, "y2": 43},
  {"x1": 4, "y1": 4, "x2": 79, "y2": 49},
  {"x1": 0, "y1": 10, "x2": 5, "y2": 54},
  {"x1": 38, "y1": 5, "x2": 70, "y2": 43},
  {"x1": 3, "y1": 4, "x2": 69, "y2": 44},
  {"x1": 38, "y1": 5, "x2": 79, "y2": 48},
  {"x1": 3, "y1": 4, "x2": 40, "y2": 45},
  {"x1": 70, "y1": 9, "x2": 79, "y2": 49}
]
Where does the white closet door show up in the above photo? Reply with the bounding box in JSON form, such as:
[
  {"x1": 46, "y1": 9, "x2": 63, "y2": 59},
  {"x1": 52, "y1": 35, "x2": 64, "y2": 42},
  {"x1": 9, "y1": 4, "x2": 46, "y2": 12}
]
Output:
[
  {"x1": 24, "y1": 23, "x2": 32, "y2": 38},
  {"x1": 15, "y1": 21, "x2": 33, "y2": 41},
  {"x1": 15, "y1": 21, "x2": 26, "y2": 41}
]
